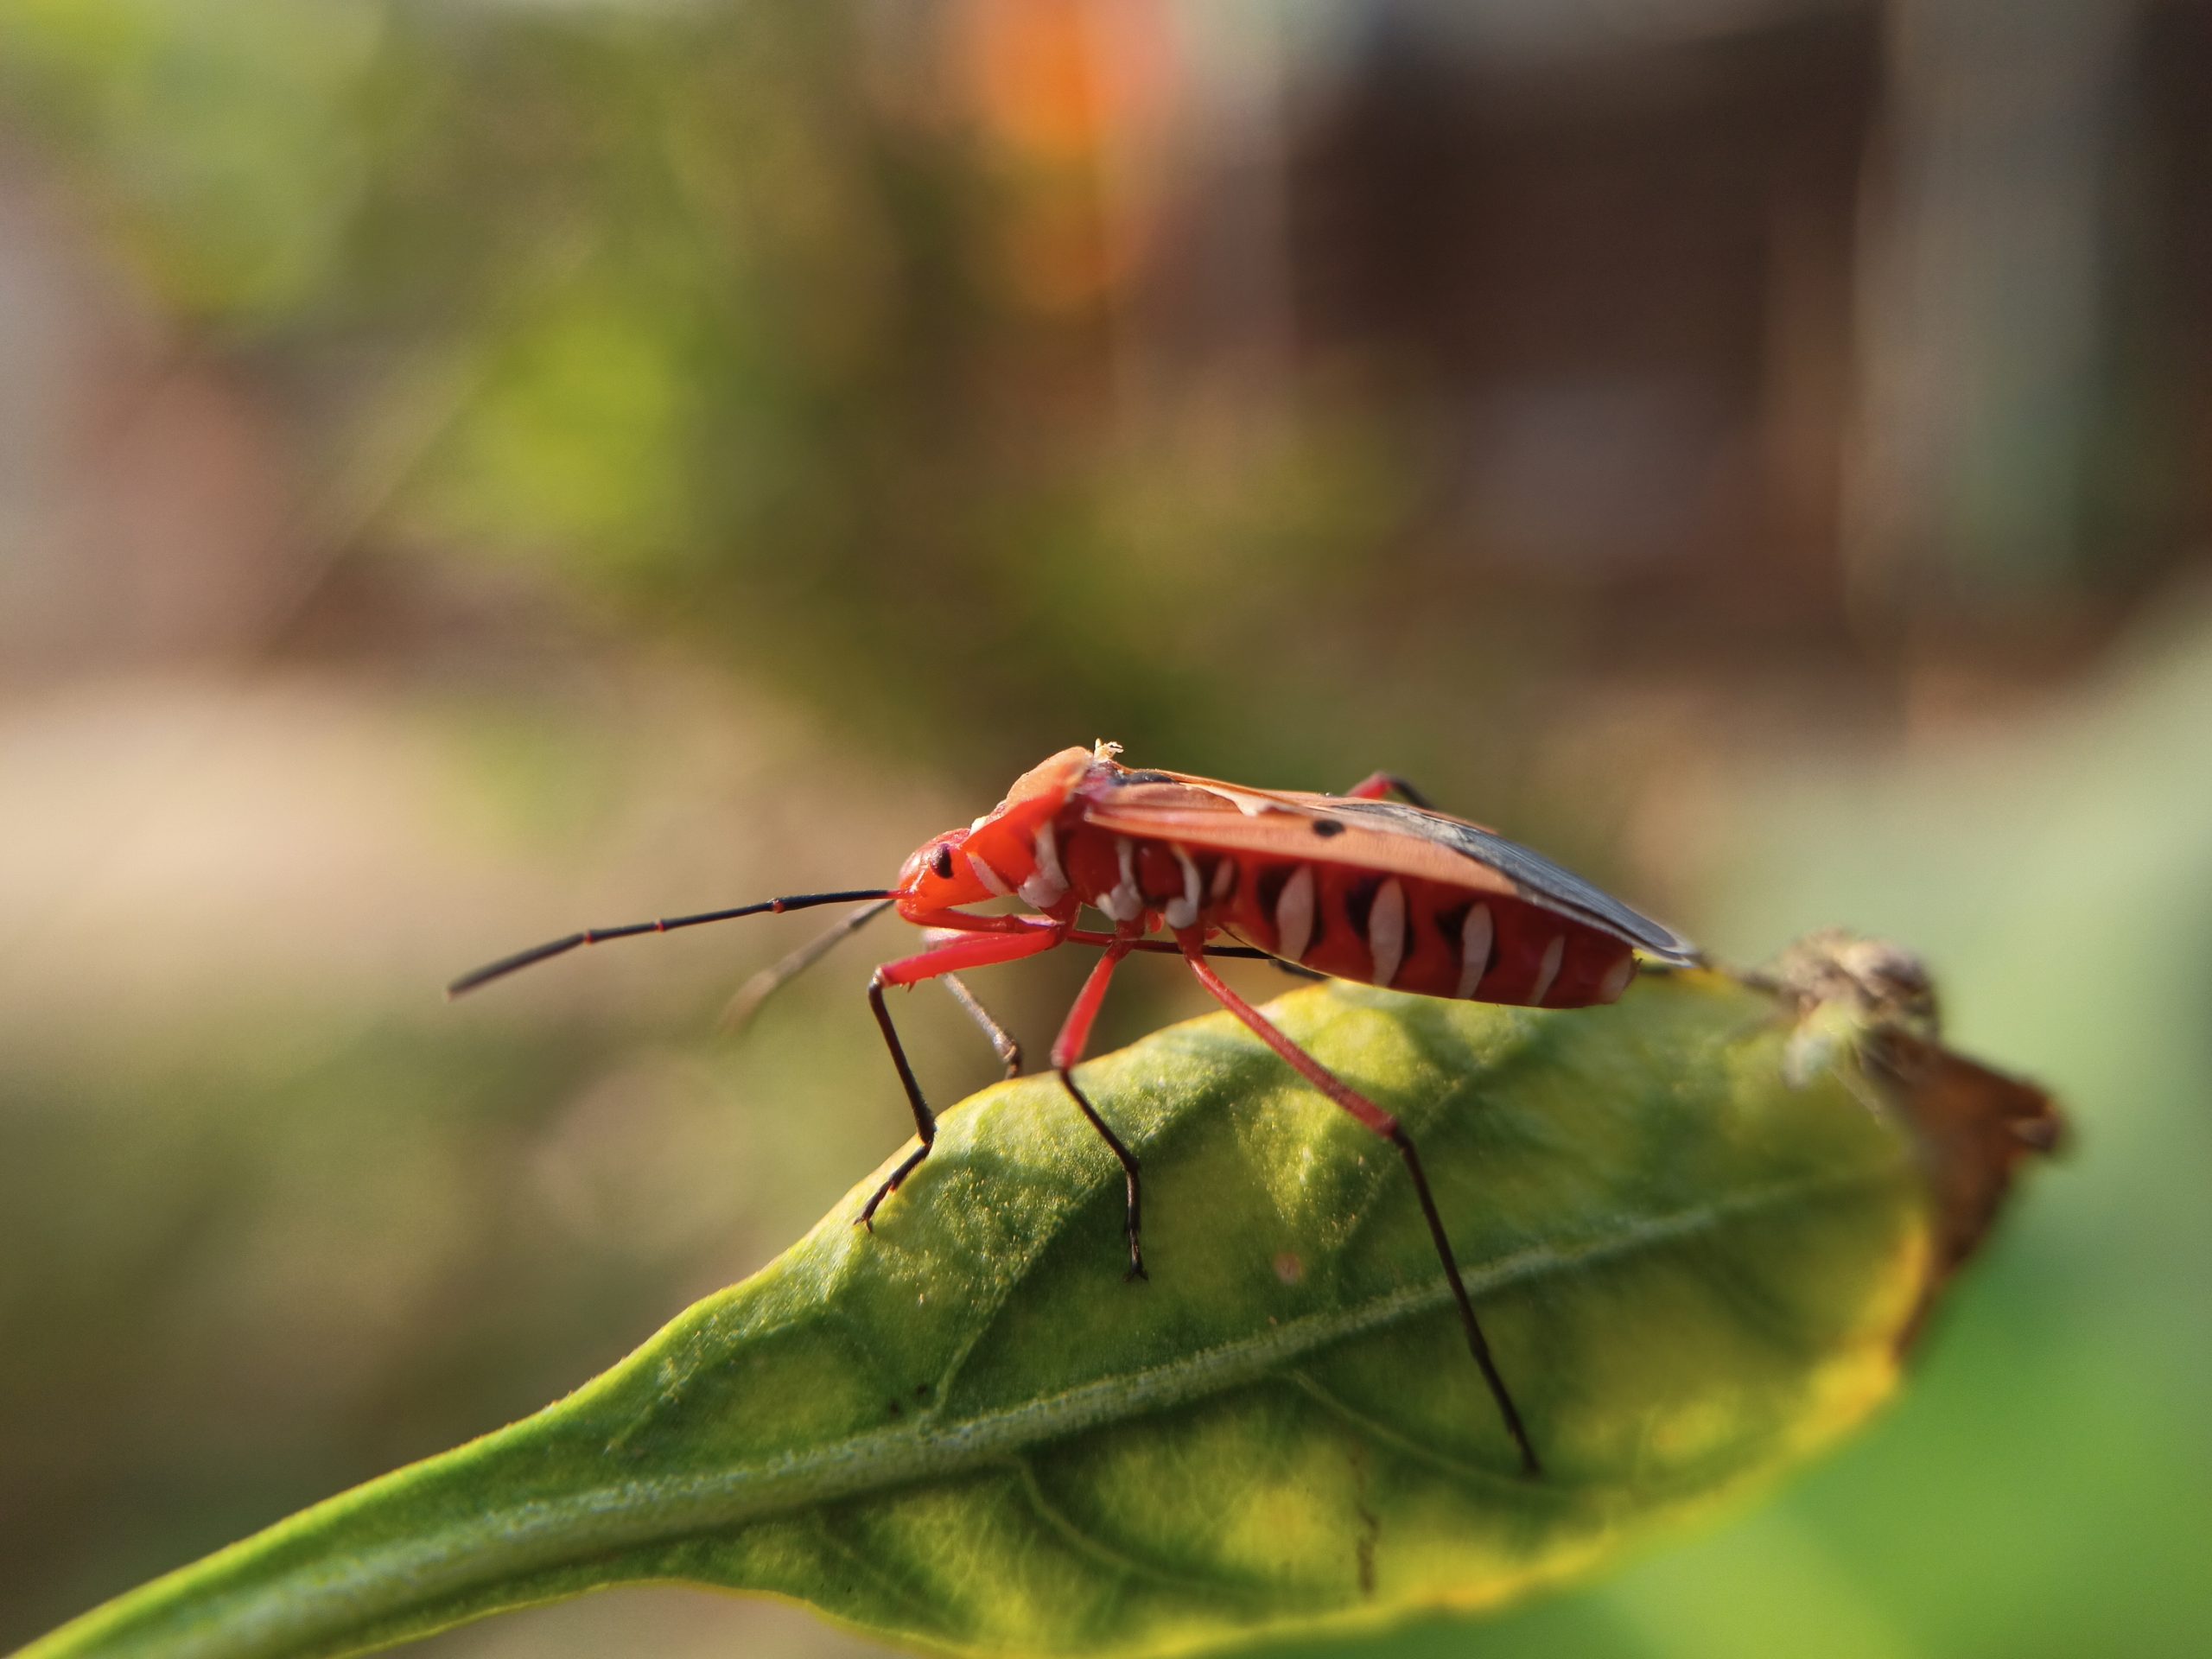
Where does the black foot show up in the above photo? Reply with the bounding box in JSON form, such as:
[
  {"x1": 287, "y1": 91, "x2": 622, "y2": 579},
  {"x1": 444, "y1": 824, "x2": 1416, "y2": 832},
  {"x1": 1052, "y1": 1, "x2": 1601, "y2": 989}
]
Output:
[
  {"x1": 858, "y1": 1143, "x2": 931, "y2": 1231},
  {"x1": 1054, "y1": 1067, "x2": 1148, "y2": 1291}
]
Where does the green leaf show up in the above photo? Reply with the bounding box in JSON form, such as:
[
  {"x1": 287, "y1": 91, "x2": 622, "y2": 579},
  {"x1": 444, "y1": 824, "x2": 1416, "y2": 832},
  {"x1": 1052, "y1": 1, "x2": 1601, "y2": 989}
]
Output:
[{"x1": 20, "y1": 958, "x2": 2056, "y2": 1659}]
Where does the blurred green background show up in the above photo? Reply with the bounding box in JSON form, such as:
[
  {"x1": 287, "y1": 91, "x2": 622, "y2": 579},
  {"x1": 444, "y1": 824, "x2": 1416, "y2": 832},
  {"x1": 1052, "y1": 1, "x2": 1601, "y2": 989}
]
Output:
[{"x1": 2, "y1": 2, "x2": 2207, "y2": 1655}]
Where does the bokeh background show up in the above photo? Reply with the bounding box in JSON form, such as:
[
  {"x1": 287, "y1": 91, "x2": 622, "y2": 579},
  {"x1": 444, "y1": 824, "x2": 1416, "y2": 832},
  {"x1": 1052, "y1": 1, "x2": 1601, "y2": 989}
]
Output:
[{"x1": 3, "y1": 2, "x2": 2208, "y2": 1656}]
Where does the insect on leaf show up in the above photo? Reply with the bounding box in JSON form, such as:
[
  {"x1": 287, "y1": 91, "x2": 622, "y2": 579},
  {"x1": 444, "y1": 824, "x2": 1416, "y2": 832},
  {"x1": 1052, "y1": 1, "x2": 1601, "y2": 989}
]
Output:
[{"x1": 22, "y1": 951, "x2": 2060, "y2": 1659}]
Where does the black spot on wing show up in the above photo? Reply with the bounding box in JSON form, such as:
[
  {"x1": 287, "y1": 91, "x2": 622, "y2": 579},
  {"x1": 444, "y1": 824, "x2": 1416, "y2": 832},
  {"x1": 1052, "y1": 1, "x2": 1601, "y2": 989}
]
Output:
[{"x1": 1323, "y1": 799, "x2": 1699, "y2": 962}]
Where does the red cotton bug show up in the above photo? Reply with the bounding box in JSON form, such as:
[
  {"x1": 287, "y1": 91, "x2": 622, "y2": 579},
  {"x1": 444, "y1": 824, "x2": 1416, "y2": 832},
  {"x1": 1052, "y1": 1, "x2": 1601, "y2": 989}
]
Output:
[{"x1": 449, "y1": 742, "x2": 1699, "y2": 1476}]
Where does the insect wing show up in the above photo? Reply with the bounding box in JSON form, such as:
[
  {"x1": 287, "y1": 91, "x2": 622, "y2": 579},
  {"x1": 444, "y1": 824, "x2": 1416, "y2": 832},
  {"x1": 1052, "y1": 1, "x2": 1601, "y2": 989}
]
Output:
[
  {"x1": 1078, "y1": 772, "x2": 1697, "y2": 963},
  {"x1": 1319, "y1": 798, "x2": 1698, "y2": 963}
]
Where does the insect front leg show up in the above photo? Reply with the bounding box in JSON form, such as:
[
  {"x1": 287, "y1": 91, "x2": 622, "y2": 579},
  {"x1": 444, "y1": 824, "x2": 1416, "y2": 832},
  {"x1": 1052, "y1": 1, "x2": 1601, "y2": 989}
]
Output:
[
  {"x1": 1049, "y1": 938, "x2": 1146, "y2": 1280},
  {"x1": 1179, "y1": 938, "x2": 1541, "y2": 1477},
  {"x1": 860, "y1": 923, "x2": 1065, "y2": 1230}
]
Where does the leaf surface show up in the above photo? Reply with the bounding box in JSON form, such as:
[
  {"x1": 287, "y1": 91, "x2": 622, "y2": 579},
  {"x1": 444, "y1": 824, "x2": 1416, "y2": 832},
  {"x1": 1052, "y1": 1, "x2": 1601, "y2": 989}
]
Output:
[{"x1": 21, "y1": 963, "x2": 2053, "y2": 1659}]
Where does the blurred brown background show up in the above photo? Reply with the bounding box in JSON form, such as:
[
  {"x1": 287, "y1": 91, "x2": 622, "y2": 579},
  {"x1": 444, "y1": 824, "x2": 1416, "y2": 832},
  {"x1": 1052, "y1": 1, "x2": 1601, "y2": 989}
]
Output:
[{"x1": 3, "y1": 3, "x2": 2209, "y2": 1656}]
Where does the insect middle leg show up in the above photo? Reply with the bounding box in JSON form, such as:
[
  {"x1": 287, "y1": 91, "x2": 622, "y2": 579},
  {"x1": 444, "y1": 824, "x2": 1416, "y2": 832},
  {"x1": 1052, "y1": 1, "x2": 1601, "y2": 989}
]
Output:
[
  {"x1": 861, "y1": 923, "x2": 1065, "y2": 1229},
  {"x1": 1050, "y1": 938, "x2": 1147, "y2": 1280},
  {"x1": 1178, "y1": 937, "x2": 1541, "y2": 1476},
  {"x1": 940, "y1": 972, "x2": 1023, "y2": 1078},
  {"x1": 721, "y1": 897, "x2": 896, "y2": 1033}
]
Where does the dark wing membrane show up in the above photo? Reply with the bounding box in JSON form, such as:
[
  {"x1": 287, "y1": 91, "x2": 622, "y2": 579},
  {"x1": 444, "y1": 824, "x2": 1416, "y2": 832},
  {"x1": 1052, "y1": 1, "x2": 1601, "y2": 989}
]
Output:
[{"x1": 1319, "y1": 798, "x2": 1699, "y2": 963}]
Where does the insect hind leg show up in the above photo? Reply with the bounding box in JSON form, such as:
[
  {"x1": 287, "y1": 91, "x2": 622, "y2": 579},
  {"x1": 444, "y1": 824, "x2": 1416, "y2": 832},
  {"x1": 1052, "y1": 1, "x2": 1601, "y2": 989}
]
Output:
[
  {"x1": 1344, "y1": 771, "x2": 1437, "y2": 810},
  {"x1": 1380, "y1": 1122, "x2": 1538, "y2": 1476},
  {"x1": 1178, "y1": 937, "x2": 1541, "y2": 1477}
]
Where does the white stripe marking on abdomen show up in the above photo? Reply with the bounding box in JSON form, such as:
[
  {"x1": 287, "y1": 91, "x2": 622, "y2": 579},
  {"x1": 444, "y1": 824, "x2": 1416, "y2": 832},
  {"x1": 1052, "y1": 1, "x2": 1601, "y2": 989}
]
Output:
[
  {"x1": 1097, "y1": 836, "x2": 1145, "y2": 923},
  {"x1": 1021, "y1": 821, "x2": 1068, "y2": 908},
  {"x1": 1598, "y1": 953, "x2": 1635, "y2": 1002},
  {"x1": 1529, "y1": 934, "x2": 1565, "y2": 1006},
  {"x1": 1455, "y1": 904, "x2": 1494, "y2": 1000},
  {"x1": 1369, "y1": 878, "x2": 1406, "y2": 987},
  {"x1": 1275, "y1": 865, "x2": 1315, "y2": 963},
  {"x1": 1164, "y1": 845, "x2": 1202, "y2": 929}
]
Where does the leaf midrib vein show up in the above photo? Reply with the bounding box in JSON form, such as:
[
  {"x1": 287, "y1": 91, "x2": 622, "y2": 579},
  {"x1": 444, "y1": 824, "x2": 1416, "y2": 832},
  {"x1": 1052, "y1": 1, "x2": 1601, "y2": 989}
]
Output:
[{"x1": 130, "y1": 1160, "x2": 1904, "y2": 1659}]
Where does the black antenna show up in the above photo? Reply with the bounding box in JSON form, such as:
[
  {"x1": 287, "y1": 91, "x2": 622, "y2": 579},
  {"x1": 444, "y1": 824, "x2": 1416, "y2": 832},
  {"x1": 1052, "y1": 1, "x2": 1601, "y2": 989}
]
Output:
[{"x1": 448, "y1": 889, "x2": 895, "y2": 998}]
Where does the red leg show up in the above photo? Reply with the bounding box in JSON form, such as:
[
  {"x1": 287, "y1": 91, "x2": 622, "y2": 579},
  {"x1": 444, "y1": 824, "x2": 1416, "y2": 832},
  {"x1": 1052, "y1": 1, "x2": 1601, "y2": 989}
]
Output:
[
  {"x1": 1179, "y1": 938, "x2": 1541, "y2": 1476},
  {"x1": 1052, "y1": 941, "x2": 1129, "y2": 1071},
  {"x1": 874, "y1": 923, "x2": 1065, "y2": 987},
  {"x1": 861, "y1": 924, "x2": 1066, "y2": 1228},
  {"x1": 1345, "y1": 771, "x2": 1436, "y2": 810},
  {"x1": 1052, "y1": 941, "x2": 1147, "y2": 1279}
]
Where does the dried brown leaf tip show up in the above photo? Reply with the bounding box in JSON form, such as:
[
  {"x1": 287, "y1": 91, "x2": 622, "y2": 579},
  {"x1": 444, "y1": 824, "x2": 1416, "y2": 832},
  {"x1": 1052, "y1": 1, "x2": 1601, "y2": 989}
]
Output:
[
  {"x1": 1770, "y1": 928, "x2": 1944, "y2": 1039},
  {"x1": 1764, "y1": 929, "x2": 2066, "y2": 1344}
]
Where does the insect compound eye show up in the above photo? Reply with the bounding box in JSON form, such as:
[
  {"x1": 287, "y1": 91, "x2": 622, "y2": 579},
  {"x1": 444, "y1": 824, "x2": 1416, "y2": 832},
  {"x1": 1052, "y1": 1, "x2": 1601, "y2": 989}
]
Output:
[{"x1": 930, "y1": 844, "x2": 955, "y2": 880}]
